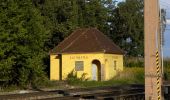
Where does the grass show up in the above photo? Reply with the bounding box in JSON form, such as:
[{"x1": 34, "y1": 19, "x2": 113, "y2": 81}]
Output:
[
  {"x1": 66, "y1": 67, "x2": 144, "y2": 88},
  {"x1": 0, "y1": 67, "x2": 145, "y2": 93},
  {"x1": 115, "y1": 67, "x2": 144, "y2": 83},
  {"x1": 164, "y1": 59, "x2": 170, "y2": 80}
]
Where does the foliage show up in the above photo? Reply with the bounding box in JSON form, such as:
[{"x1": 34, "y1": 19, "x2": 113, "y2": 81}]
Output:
[
  {"x1": 66, "y1": 70, "x2": 89, "y2": 85},
  {"x1": 66, "y1": 67, "x2": 144, "y2": 87},
  {"x1": 38, "y1": 0, "x2": 111, "y2": 50},
  {"x1": 0, "y1": 0, "x2": 49, "y2": 88},
  {"x1": 109, "y1": 0, "x2": 144, "y2": 56}
]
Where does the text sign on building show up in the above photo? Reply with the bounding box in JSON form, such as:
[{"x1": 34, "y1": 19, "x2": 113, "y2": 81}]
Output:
[{"x1": 70, "y1": 56, "x2": 88, "y2": 60}]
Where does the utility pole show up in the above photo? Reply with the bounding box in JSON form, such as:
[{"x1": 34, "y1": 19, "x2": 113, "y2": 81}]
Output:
[{"x1": 144, "y1": 0, "x2": 163, "y2": 100}]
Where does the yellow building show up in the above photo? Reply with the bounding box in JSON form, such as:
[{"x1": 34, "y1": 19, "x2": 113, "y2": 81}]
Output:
[{"x1": 50, "y1": 28, "x2": 124, "y2": 81}]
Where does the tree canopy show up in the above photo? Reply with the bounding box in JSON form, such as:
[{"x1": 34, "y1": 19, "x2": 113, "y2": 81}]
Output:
[{"x1": 0, "y1": 0, "x2": 49, "y2": 87}]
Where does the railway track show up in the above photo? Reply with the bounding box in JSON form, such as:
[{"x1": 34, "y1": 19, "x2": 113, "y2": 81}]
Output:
[
  {"x1": 42, "y1": 88, "x2": 144, "y2": 100},
  {"x1": 0, "y1": 84, "x2": 144, "y2": 100}
]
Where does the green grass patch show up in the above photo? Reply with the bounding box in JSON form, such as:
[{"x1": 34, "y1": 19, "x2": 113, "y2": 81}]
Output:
[
  {"x1": 0, "y1": 85, "x2": 20, "y2": 93},
  {"x1": 164, "y1": 59, "x2": 170, "y2": 80},
  {"x1": 115, "y1": 67, "x2": 144, "y2": 84},
  {"x1": 66, "y1": 67, "x2": 144, "y2": 87}
]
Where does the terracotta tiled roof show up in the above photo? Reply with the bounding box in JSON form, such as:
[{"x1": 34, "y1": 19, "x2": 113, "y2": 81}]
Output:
[{"x1": 51, "y1": 28, "x2": 124, "y2": 54}]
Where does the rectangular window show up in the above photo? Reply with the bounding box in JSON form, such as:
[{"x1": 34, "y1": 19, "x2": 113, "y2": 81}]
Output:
[
  {"x1": 114, "y1": 61, "x2": 117, "y2": 70},
  {"x1": 75, "y1": 61, "x2": 84, "y2": 71}
]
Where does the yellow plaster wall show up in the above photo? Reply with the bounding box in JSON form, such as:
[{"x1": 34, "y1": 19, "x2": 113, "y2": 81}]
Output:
[
  {"x1": 50, "y1": 54, "x2": 60, "y2": 80},
  {"x1": 104, "y1": 54, "x2": 123, "y2": 80},
  {"x1": 50, "y1": 53, "x2": 123, "y2": 81},
  {"x1": 61, "y1": 53, "x2": 104, "y2": 80}
]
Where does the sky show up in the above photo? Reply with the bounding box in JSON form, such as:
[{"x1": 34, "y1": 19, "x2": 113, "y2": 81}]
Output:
[
  {"x1": 117, "y1": 0, "x2": 170, "y2": 58},
  {"x1": 160, "y1": 0, "x2": 170, "y2": 58}
]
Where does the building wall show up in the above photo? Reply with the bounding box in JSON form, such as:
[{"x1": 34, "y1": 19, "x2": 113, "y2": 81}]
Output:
[
  {"x1": 50, "y1": 54, "x2": 60, "y2": 80},
  {"x1": 61, "y1": 53, "x2": 104, "y2": 80},
  {"x1": 50, "y1": 53, "x2": 123, "y2": 81},
  {"x1": 104, "y1": 54, "x2": 123, "y2": 80}
]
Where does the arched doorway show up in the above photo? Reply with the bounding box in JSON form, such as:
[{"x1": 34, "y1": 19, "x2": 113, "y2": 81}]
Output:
[{"x1": 92, "y1": 60, "x2": 101, "y2": 81}]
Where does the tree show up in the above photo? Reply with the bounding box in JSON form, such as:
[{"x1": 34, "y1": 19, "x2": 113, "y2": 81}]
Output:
[
  {"x1": 0, "y1": 0, "x2": 49, "y2": 87},
  {"x1": 40, "y1": 0, "x2": 110, "y2": 50},
  {"x1": 109, "y1": 0, "x2": 144, "y2": 56}
]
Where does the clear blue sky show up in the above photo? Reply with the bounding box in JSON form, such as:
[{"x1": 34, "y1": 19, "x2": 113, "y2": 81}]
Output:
[{"x1": 117, "y1": 0, "x2": 170, "y2": 58}]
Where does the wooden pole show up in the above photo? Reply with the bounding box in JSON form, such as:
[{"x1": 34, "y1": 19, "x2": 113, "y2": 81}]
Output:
[{"x1": 144, "y1": 0, "x2": 162, "y2": 100}]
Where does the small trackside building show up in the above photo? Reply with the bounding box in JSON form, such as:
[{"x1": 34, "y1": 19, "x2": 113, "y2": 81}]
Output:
[{"x1": 50, "y1": 28, "x2": 124, "y2": 81}]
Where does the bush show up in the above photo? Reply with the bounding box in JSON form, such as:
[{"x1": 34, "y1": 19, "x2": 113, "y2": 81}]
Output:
[{"x1": 66, "y1": 70, "x2": 88, "y2": 85}]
